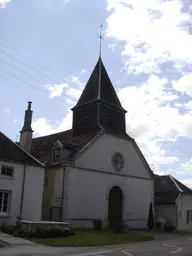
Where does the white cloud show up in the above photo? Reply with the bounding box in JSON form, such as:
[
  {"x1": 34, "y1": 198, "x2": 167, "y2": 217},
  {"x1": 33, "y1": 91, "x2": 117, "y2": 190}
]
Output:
[
  {"x1": 80, "y1": 69, "x2": 86, "y2": 74},
  {"x1": 179, "y1": 179, "x2": 192, "y2": 189},
  {"x1": 117, "y1": 74, "x2": 192, "y2": 168},
  {"x1": 108, "y1": 44, "x2": 116, "y2": 52},
  {"x1": 45, "y1": 83, "x2": 68, "y2": 98},
  {"x1": 181, "y1": 158, "x2": 192, "y2": 174},
  {"x1": 65, "y1": 87, "x2": 82, "y2": 101},
  {"x1": 4, "y1": 108, "x2": 11, "y2": 113},
  {"x1": 0, "y1": 0, "x2": 10, "y2": 8},
  {"x1": 71, "y1": 76, "x2": 85, "y2": 88},
  {"x1": 106, "y1": 0, "x2": 192, "y2": 74},
  {"x1": 172, "y1": 73, "x2": 192, "y2": 97},
  {"x1": 32, "y1": 111, "x2": 72, "y2": 136}
]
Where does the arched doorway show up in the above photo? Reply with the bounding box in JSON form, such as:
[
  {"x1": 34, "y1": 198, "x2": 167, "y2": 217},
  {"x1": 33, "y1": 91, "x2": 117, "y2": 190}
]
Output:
[{"x1": 108, "y1": 186, "x2": 123, "y2": 228}]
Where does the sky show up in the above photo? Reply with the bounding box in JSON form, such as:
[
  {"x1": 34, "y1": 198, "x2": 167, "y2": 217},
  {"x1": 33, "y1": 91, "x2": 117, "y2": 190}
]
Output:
[{"x1": 1, "y1": 0, "x2": 192, "y2": 187}]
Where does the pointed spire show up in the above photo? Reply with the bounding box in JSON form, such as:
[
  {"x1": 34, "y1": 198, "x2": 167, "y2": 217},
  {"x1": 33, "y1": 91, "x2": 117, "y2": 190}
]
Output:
[
  {"x1": 21, "y1": 101, "x2": 33, "y2": 132},
  {"x1": 72, "y1": 58, "x2": 126, "y2": 113}
]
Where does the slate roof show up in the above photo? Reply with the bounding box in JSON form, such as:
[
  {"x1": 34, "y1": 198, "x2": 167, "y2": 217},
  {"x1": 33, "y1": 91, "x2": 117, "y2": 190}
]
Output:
[
  {"x1": 72, "y1": 57, "x2": 126, "y2": 112},
  {"x1": 31, "y1": 129, "x2": 101, "y2": 166},
  {"x1": 0, "y1": 131, "x2": 44, "y2": 167},
  {"x1": 154, "y1": 175, "x2": 192, "y2": 204}
]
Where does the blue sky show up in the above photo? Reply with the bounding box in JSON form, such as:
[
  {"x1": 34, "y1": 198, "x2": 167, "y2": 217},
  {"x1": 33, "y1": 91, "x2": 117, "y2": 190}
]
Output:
[{"x1": 1, "y1": 0, "x2": 192, "y2": 187}]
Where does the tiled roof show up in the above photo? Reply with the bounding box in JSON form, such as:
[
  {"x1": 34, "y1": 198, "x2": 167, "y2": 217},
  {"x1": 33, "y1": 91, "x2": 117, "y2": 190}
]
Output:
[
  {"x1": 31, "y1": 129, "x2": 101, "y2": 166},
  {"x1": 0, "y1": 131, "x2": 44, "y2": 167},
  {"x1": 154, "y1": 175, "x2": 192, "y2": 204}
]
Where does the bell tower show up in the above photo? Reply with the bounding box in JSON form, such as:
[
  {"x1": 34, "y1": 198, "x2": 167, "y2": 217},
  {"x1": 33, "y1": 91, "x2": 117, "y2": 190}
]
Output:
[{"x1": 71, "y1": 58, "x2": 127, "y2": 137}]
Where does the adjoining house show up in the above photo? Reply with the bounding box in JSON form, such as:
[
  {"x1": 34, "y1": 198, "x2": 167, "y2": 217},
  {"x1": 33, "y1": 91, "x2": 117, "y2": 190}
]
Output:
[
  {"x1": 19, "y1": 57, "x2": 154, "y2": 229},
  {"x1": 0, "y1": 103, "x2": 45, "y2": 224},
  {"x1": 155, "y1": 174, "x2": 192, "y2": 230}
]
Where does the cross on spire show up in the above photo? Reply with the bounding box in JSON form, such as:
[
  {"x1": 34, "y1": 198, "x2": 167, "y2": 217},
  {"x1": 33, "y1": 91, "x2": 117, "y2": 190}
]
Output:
[{"x1": 97, "y1": 24, "x2": 104, "y2": 57}]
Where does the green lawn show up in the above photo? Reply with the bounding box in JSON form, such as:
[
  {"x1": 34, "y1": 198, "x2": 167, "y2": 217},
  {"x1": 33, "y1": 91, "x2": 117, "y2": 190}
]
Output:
[
  {"x1": 177, "y1": 231, "x2": 192, "y2": 236},
  {"x1": 32, "y1": 229, "x2": 153, "y2": 247}
]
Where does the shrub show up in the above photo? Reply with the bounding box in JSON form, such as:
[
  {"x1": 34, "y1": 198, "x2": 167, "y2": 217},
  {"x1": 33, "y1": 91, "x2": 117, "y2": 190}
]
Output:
[
  {"x1": 0, "y1": 224, "x2": 16, "y2": 235},
  {"x1": 0, "y1": 224, "x2": 74, "y2": 238},
  {"x1": 36, "y1": 227, "x2": 50, "y2": 238},
  {"x1": 147, "y1": 202, "x2": 154, "y2": 230},
  {"x1": 13, "y1": 227, "x2": 38, "y2": 238},
  {"x1": 155, "y1": 221, "x2": 162, "y2": 229},
  {"x1": 112, "y1": 222, "x2": 124, "y2": 233},
  {"x1": 92, "y1": 219, "x2": 103, "y2": 230},
  {"x1": 164, "y1": 222, "x2": 174, "y2": 232}
]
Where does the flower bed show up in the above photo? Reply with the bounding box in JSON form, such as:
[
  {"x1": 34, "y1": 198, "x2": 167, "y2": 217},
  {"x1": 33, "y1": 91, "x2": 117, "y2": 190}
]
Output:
[{"x1": 0, "y1": 223, "x2": 75, "y2": 239}]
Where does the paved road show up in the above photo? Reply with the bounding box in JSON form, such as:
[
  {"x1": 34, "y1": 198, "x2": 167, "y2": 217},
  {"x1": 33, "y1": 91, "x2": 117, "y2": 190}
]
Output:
[
  {"x1": 0, "y1": 235, "x2": 192, "y2": 255},
  {"x1": 68, "y1": 237, "x2": 192, "y2": 256}
]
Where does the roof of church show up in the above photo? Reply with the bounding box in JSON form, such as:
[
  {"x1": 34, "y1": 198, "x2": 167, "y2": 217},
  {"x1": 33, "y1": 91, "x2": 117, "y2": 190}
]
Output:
[
  {"x1": 0, "y1": 131, "x2": 44, "y2": 167},
  {"x1": 72, "y1": 57, "x2": 126, "y2": 112},
  {"x1": 30, "y1": 128, "x2": 154, "y2": 180},
  {"x1": 154, "y1": 175, "x2": 192, "y2": 204},
  {"x1": 31, "y1": 129, "x2": 102, "y2": 166}
]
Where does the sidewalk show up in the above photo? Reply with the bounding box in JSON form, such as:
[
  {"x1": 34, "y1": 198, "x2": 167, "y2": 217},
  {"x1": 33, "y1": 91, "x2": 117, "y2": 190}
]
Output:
[{"x1": 0, "y1": 231, "x2": 34, "y2": 245}]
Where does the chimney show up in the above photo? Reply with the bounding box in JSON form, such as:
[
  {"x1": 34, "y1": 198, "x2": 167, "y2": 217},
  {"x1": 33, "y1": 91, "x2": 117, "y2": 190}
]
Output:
[{"x1": 19, "y1": 101, "x2": 34, "y2": 153}]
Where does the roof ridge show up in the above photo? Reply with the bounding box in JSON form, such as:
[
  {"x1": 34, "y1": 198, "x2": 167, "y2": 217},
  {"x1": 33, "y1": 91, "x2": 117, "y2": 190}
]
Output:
[
  {"x1": 169, "y1": 175, "x2": 183, "y2": 192},
  {"x1": 32, "y1": 129, "x2": 72, "y2": 140}
]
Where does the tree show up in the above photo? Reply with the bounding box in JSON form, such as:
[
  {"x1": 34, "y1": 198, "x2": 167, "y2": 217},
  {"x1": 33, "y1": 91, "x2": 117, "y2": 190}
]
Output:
[{"x1": 147, "y1": 201, "x2": 154, "y2": 230}]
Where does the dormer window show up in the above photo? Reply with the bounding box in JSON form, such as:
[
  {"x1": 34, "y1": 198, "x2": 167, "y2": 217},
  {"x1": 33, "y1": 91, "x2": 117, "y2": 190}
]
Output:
[{"x1": 53, "y1": 148, "x2": 60, "y2": 161}]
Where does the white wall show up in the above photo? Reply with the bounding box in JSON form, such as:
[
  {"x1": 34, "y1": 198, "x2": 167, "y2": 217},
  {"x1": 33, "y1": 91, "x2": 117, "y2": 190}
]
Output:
[
  {"x1": 177, "y1": 194, "x2": 192, "y2": 230},
  {"x1": 0, "y1": 161, "x2": 23, "y2": 224},
  {"x1": 75, "y1": 133, "x2": 152, "y2": 179},
  {"x1": 51, "y1": 167, "x2": 63, "y2": 207},
  {"x1": 22, "y1": 165, "x2": 44, "y2": 221},
  {"x1": 155, "y1": 204, "x2": 177, "y2": 228},
  {"x1": 0, "y1": 160, "x2": 44, "y2": 224},
  {"x1": 64, "y1": 167, "x2": 153, "y2": 229}
]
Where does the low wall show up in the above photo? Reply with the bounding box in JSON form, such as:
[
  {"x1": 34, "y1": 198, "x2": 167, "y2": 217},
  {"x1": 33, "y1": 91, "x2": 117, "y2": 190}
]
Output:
[{"x1": 20, "y1": 220, "x2": 69, "y2": 229}]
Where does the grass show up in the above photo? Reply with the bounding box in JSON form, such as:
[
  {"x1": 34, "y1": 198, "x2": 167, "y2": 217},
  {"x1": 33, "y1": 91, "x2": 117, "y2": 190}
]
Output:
[
  {"x1": 32, "y1": 229, "x2": 153, "y2": 247},
  {"x1": 176, "y1": 231, "x2": 192, "y2": 236}
]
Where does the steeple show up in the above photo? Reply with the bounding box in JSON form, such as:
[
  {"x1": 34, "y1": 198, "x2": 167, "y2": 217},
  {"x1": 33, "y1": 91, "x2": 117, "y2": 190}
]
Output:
[
  {"x1": 71, "y1": 58, "x2": 127, "y2": 137},
  {"x1": 72, "y1": 58, "x2": 126, "y2": 112},
  {"x1": 19, "y1": 101, "x2": 33, "y2": 153}
]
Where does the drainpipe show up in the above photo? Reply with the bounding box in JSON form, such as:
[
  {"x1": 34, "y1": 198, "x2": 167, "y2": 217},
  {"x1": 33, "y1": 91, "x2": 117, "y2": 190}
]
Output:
[
  {"x1": 20, "y1": 164, "x2": 27, "y2": 218},
  {"x1": 61, "y1": 166, "x2": 66, "y2": 221}
]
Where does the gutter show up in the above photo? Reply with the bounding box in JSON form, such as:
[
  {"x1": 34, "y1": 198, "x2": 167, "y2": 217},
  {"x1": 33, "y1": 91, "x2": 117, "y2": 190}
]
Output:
[
  {"x1": 61, "y1": 166, "x2": 66, "y2": 221},
  {"x1": 20, "y1": 164, "x2": 27, "y2": 217}
]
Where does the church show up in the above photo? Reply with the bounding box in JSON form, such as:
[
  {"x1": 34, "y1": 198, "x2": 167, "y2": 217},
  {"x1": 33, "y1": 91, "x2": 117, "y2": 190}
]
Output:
[{"x1": 19, "y1": 57, "x2": 154, "y2": 229}]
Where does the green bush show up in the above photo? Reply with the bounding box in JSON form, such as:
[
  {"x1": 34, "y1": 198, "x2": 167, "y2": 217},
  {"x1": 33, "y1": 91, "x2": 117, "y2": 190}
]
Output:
[
  {"x1": 0, "y1": 224, "x2": 16, "y2": 234},
  {"x1": 92, "y1": 219, "x2": 103, "y2": 230},
  {"x1": 36, "y1": 227, "x2": 50, "y2": 238},
  {"x1": 147, "y1": 202, "x2": 154, "y2": 230},
  {"x1": 0, "y1": 223, "x2": 74, "y2": 238},
  {"x1": 164, "y1": 222, "x2": 174, "y2": 232},
  {"x1": 13, "y1": 227, "x2": 38, "y2": 238}
]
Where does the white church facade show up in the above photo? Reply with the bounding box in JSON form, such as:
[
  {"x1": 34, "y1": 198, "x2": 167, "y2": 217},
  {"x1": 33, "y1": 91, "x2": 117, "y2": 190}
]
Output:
[{"x1": 19, "y1": 57, "x2": 154, "y2": 229}]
